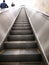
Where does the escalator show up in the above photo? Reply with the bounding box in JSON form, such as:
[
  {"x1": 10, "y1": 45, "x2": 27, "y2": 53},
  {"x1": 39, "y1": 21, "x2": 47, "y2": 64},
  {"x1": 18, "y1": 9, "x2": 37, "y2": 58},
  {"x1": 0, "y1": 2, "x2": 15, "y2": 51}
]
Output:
[{"x1": 0, "y1": 8, "x2": 44, "y2": 65}]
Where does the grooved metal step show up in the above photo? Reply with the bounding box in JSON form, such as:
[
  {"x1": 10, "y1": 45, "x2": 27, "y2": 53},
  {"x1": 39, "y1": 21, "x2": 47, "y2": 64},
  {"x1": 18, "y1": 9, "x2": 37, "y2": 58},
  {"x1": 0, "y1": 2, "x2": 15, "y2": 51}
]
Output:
[
  {"x1": 16, "y1": 20, "x2": 28, "y2": 22},
  {"x1": 0, "y1": 62, "x2": 42, "y2": 65},
  {"x1": 10, "y1": 30, "x2": 33, "y2": 35},
  {"x1": 0, "y1": 49, "x2": 41, "y2": 62},
  {"x1": 13, "y1": 25, "x2": 30, "y2": 27},
  {"x1": 13, "y1": 24, "x2": 30, "y2": 27},
  {"x1": 14, "y1": 23, "x2": 29, "y2": 25},
  {"x1": 12, "y1": 27, "x2": 31, "y2": 30},
  {"x1": 15, "y1": 19, "x2": 28, "y2": 22},
  {"x1": 8, "y1": 35, "x2": 35, "y2": 41},
  {"x1": 4, "y1": 41, "x2": 37, "y2": 49},
  {"x1": 15, "y1": 22, "x2": 29, "y2": 24}
]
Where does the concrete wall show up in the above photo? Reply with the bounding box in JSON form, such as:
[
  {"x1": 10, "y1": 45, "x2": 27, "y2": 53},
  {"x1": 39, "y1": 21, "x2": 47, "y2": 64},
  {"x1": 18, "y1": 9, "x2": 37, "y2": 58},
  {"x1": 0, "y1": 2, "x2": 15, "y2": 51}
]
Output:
[
  {"x1": 30, "y1": 0, "x2": 49, "y2": 15},
  {"x1": 26, "y1": 8, "x2": 49, "y2": 64},
  {"x1": 0, "y1": 7, "x2": 20, "y2": 47}
]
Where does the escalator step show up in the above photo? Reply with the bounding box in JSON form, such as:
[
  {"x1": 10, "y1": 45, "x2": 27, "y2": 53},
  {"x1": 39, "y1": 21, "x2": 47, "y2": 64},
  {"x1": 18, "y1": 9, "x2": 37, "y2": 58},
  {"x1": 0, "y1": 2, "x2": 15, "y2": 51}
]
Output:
[
  {"x1": 8, "y1": 35, "x2": 35, "y2": 41},
  {"x1": 0, "y1": 62, "x2": 42, "y2": 65},
  {"x1": 14, "y1": 23, "x2": 29, "y2": 24},
  {"x1": 0, "y1": 49, "x2": 41, "y2": 62},
  {"x1": 15, "y1": 22, "x2": 29, "y2": 24},
  {"x1": 13, "y1": 24, "x2": 30, "y2": 27},
  {"x1": 10, "y1": 30, "x2": 33, "y2": 35},
  {"x1": 12, "y1": 27, "x2": 31, "y2": 30},
  {"x1": 4, "y1": 41, "x2": 37, "y2": 49}
]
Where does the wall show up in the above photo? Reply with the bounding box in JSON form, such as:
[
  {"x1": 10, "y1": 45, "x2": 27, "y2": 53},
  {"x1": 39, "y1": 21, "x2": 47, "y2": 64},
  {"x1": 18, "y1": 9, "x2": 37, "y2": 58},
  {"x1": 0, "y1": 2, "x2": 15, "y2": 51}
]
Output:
[{"x1": 31, "y1": 0, "x2": 49, "y2": 15}]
